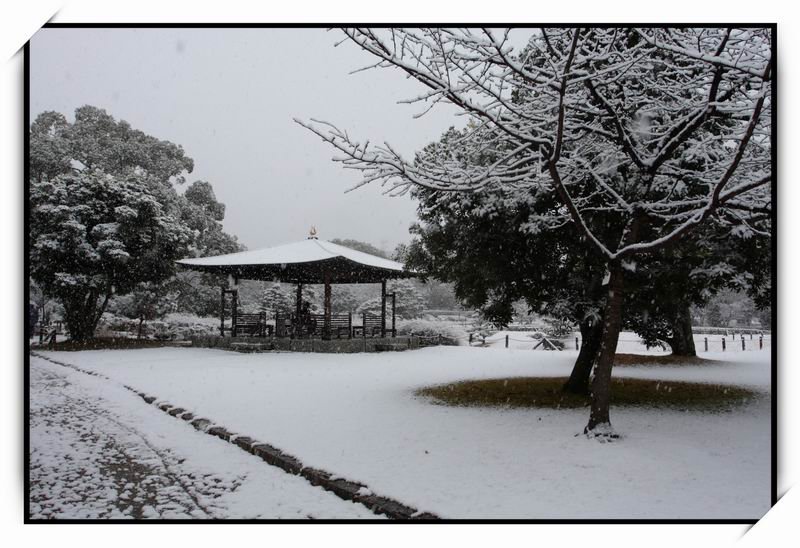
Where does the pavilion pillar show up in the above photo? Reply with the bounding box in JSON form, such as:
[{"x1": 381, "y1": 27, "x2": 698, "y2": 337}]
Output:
[
  {"x1": 381, "y1": 280, "x2": 387, "y2": 338},
  {"x1": 231, "y1": 276, "x2": 239, "y2": 337},
  {"x1": 294, "y1": 282, "x2": 303, "y2": 338},
  {"x1": 391, "y1": 292, "x2": 396, "y2": 338},
  {"x1": 219, "y1": 285, "x2": 225, "y2": 337},
  {"x1": 323, "y1": 271, "x2": 332, "y2": 340}
]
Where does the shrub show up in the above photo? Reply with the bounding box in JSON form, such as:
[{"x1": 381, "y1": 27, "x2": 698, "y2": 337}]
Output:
[
  {"x1": 395, "y1": 318, "x2": 467, "y2": 345},
  {"x1": 96, "y1": 312, "x2": 218, "y2": 340}
]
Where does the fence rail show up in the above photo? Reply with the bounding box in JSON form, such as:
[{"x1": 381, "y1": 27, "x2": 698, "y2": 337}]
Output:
[{"x1": 691, "y1": 326, "x2": 770, "y2": 336}]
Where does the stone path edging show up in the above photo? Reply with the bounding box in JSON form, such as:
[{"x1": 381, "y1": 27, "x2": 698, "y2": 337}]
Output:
[{"x1": 30, "y1": 352, "x2": 439, "y2": 520}]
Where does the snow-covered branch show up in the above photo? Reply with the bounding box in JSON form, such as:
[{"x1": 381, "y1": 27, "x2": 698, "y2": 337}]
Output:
[{"x1": 298, "y1": 27, "x2": 772, "y2": 260}]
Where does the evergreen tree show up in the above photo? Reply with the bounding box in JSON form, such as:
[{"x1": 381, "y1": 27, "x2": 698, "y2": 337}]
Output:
[
  {"x1": 29, "y1": 169, "x2": 191, "y2": 340},
  {"x1": 28, "y1": 106, "x2": 240, "y2": 339},
  {"x1": 260, "y1": 283, "x2": 293, "y2": 318}
]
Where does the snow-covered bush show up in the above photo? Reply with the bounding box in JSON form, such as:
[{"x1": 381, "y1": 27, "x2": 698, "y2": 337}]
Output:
[
  {"x1": 96, "y1": 312, "x2": 218, "y2": 340},
  {"x1": 395, "y1": 318, "x2": 467, "y2": 345}
]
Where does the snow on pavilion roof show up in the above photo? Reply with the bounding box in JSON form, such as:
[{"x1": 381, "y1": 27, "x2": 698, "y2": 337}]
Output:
[{"x1": 177, "y1": 238, "x2": 414, "y2": 284}]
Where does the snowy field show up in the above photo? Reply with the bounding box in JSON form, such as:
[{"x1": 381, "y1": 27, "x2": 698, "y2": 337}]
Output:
[
  {"x1": 34, "y1": 343, "x2": 772, "y2": 520},
  {"x1": 29, "y1": 356, "x2": 376, "y2": 519}
]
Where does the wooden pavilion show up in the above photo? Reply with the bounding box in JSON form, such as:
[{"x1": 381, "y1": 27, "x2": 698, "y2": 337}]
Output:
[{"x1": 177, "y1": 231, "x2": 415, "y2": 342}]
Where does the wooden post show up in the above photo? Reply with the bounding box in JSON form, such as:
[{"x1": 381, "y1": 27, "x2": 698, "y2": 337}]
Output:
[
  {"x1": 722, "y1": 338, "x2": 726, "y2": 351},
  {"x1": 231, "y1": 288, "x2": 239, "y2": 337},
  {"x1": 704, "y1": 337, "x2": 708, "y2": 352},
  {"x1": 381, "y1": 280, "x2": 387, "y2": 338},
  {"x1": 323, "y1": 272, "x2": 332, "y2": 340},
  {"x1": 219, "y1": 286, "x2": 225, "y2": 337},
  {"x1": 294, "y1": 282, "x2": 303, "y2": 338},
  {"x1": 39, "y1": 305, "x2": 45, "y2": 345},
  {"x1": 741, "y1": 336, "x2": 746, "y2": 351},
  {"x1": 391, "y1": 292, "x2": 396, "y2": 338},
  {"x1": 759, "y1": 335, "x2": 763, "y2": 350},
  {"x1": 469, "y1": 333, "x2": 473, "y2": 345},
  {"x1": 505, "y1": 334, "x2": 509, "y2": 348}
]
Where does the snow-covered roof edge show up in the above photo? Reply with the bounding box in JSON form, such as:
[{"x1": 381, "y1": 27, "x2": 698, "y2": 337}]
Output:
[{"x1": 177, "y1": 238, "x2": 412, "y2": 273}]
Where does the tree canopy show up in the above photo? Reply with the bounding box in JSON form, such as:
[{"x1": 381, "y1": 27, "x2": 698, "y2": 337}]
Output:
[
  {"x1": 29, "y1": 106, "x2": 238, "y2": 339},
  {"x1": 29, "y1": 170, "x2": 191, "y2": 339},
  {"x1": 301, "y1": 27, "x2": 773, "y2": 436},
  {"x1": 30, "y1": 106, "x2": 194, "y2": 184}
]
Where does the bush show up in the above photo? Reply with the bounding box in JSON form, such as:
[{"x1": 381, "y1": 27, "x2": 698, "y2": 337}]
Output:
[
  {"x1": 96, "y1": 312, "x2": 219, "y2": 340},
  {"x1": 395, "y1": 318, "x2": 467, "y2": 345}
]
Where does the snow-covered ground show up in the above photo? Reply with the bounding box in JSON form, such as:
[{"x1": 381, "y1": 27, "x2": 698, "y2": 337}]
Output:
[
  {"x1": 29, "y1": 356, "x2": 376, "y2": 519},
  {"x1": 484, "y1": 330, "x2": 771, "y2": 354},
  {"x1": 36, "y1": 344, "x2": 772, "y2": 519}
]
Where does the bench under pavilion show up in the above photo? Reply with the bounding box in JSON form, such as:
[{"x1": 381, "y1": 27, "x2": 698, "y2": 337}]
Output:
[{"x1": 177, "y1": 232, "x2": 416, "y2": 343}]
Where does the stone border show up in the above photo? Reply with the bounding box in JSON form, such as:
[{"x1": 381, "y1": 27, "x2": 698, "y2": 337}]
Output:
[
  {"x1": 30, "y1": 352, "x2": 439, "y2": 520},
  {"x1": 191, "y1": 335, "x2": 421, "y2": 354}
]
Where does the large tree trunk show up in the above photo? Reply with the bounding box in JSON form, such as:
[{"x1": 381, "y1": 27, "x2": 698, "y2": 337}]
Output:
[
  {"x1": 562, "y1": 317, "x2": 603, "y2": 395},
  {"x1": 585, "y1": 263, "x2": 625, "y2": 437},
  {"x1": 62, "y1": 287, "x2": 111, "y2": 342},
  {"x1": 666, "y1": 303, "x2": 696, "y2": 357}
]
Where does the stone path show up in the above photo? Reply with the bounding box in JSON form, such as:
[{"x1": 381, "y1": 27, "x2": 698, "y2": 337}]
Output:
[{"x1": 28, "y1": 357, "x2": 377, "y2": 520}]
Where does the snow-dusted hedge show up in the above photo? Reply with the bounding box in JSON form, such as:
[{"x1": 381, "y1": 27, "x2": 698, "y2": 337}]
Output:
[
  {"x1": 96, "y1": 312, "x2": 218, "y2": 340},
  {"x1": 395, "y1": 319, "x2": 467, "y2": 346}
]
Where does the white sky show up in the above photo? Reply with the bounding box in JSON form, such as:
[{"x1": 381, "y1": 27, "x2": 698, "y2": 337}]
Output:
[{"x1": 29, "y1": 27, "x2": 479, "y2": 252}]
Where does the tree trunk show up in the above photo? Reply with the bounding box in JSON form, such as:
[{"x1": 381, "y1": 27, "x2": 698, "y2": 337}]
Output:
[
  {"x1": 562, "y1": 317, "x2": 603, "y2": 395},
  {"x1": 585, "y1": 263, "x2": 625, "y2": 437},
  {"x1": 62, "y1": 287, "x2": 110, "y2": 342},
  {"x1": 667, "y1": 303, "x2": 696, "y2": 357}
]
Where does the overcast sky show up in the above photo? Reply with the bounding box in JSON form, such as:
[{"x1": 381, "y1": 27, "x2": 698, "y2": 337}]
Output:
[{"x1": 29, "y1": 28, "x2": 477, "y2": 253}]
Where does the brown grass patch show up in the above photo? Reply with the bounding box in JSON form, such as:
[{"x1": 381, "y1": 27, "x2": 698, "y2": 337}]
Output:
[
  {"x1": 613, "y1": 353, "x2": 713, "y2": 366},
  {"x1": 416, "y1": 376, "x2": 757, "y2": 410}
]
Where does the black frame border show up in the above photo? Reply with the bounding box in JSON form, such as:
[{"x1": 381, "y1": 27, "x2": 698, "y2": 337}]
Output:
[{"x1": 23, "y1": 22, "x2": 778, "y2": 525}]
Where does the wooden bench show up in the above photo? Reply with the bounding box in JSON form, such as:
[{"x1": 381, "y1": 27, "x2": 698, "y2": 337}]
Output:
[
  {"x1": 307, "y1": 313, "x2": 353, "y2": 338},
  {"x1": 353, "y1": 313, "x2": 395, "y2": 338},
  {"x1": 232, "y1": 313, "x2": 268, "y2": 337},
  {"x1": 274, "y1": 313, "x2": 292, "y2": 338}
]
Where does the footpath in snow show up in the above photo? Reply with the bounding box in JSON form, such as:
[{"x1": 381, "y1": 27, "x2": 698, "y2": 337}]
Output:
[
  {"x1": 28, "y1": 356, "x2": 376, "y2": 519},
  {"x1": 37, "y1": 346, "x2": 772, "y2": 520}
]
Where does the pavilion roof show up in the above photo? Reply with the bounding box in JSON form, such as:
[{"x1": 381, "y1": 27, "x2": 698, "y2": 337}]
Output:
[{"x1": 177, "y1": 238, "x2": 415, "y2": 284}]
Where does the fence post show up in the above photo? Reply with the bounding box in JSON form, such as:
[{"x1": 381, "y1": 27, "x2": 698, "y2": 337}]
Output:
[
  {"x1": 704, "y1": 337, "x2": 708, "y2": 352},
  {"x1": 759, "y1": 335, "x2": 763, "y2": 350},
  {"x1": 469, "y1": 333, "x2": 473, "y2": 345},
  {"x1": 505, "y1": 334, "x2": 509, "y2": 348},
  {"x1": 722, "y1": 338, "x2": 726, "y2": 351},
  {"x1": 576, "y1": 337, "x2": 579, "y2": 350},
  {"x1": 741, "y1": 336, "x2": 746, "y2": 351}
]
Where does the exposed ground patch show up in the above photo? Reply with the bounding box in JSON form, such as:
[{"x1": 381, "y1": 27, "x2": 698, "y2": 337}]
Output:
[
  {"x1": 614, "y1": 353, "x2": 716, "y2": 366},
  {"x1": 416, "y1": 376, "x2": 758, "y2": 411}
]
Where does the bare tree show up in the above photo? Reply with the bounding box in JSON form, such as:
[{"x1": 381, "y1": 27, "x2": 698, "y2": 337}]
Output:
[{"x1": 298, "y1": 27, "x2": 772, "y2": 437}]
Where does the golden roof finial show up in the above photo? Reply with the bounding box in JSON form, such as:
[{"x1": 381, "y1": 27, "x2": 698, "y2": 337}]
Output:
[{"x1": 308, "y1": 225, "x2": 318, "y2": 239}]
